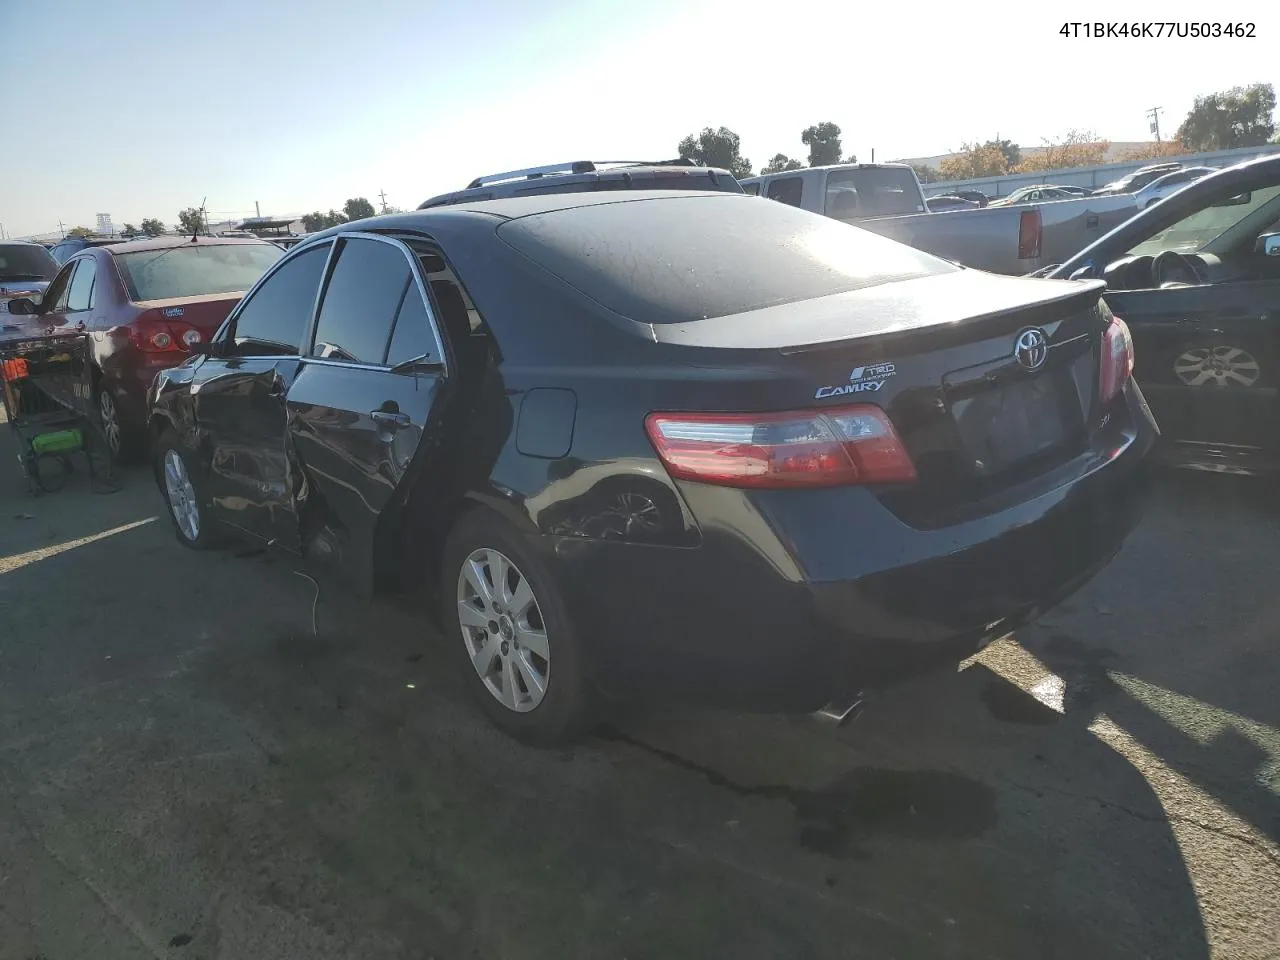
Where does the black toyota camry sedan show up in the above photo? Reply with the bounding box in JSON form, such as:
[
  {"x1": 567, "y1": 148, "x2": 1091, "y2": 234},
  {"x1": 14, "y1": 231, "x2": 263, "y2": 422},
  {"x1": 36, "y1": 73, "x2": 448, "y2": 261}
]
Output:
[{"x1": 147, "y1": 191, "x2": 1157, "y2": 743}]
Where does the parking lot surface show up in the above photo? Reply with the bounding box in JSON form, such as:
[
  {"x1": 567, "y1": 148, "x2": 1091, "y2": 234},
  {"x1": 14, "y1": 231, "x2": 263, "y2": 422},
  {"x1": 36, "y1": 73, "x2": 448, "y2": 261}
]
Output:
[{"x1": 0, "y1": 419, "x2": 1277, "y2": 960}]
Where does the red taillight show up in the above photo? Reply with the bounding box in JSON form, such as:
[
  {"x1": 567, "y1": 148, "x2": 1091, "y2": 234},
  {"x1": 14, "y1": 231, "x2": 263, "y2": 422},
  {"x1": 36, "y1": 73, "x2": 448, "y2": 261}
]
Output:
[
  {"x1": 1099, "y1": 316, "x2": 1134, "y2": 404},
  {"x1": 1017, "y1": 209, "x2": 1042, "y2": 259},
  {"x1": 644, "y1": 404, "x2": 917, "y2": 489},
  {"x1": 110, "y1": 318, "x2": 194, "y2": 354}
]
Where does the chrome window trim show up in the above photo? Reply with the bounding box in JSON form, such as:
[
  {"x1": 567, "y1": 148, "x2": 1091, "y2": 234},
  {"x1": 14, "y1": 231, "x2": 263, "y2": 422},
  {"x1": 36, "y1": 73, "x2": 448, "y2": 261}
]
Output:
[
  {"x1": 216, "y1": 236, "x2": 334, "y2": 350},
  {"x1": 301, "y1": 231, "x2": 449, "y2": 376}
]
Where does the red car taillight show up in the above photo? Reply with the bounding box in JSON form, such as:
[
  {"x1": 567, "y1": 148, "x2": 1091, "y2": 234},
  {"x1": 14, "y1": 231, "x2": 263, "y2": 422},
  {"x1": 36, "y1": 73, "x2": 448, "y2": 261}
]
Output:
[
  {"x1": 644, "y1": 404, "x2": 917, "y2": 489},
  {"x1": 1099, "y1": 315, "x2": 1135, "y2": 405},
  {"x1": 109, "y1": 320, "x2": 201, "y2": 353},
  {"x1": 1018, "y1": 209, "x2": 1042, "y2": 260}
]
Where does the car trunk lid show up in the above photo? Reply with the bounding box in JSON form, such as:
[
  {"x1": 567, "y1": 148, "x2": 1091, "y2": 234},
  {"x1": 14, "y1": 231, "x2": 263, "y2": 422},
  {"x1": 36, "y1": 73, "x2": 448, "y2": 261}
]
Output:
[{"x1": 655, "y1": 271, "x2": 1109, "y2": 525}]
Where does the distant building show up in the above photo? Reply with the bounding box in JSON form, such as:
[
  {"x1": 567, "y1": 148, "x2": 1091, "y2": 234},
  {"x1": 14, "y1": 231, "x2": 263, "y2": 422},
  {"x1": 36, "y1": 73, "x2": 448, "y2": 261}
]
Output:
[{"x1": 95, "y1": 212, "x2": 114, "y2": 235}]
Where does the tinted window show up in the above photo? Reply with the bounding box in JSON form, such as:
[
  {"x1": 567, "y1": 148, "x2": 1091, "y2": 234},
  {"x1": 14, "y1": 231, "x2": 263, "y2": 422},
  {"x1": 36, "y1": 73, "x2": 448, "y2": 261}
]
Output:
[
  {"x1": 233, "y1": 243, "x2": 330, "y2": 355},
  {"x1": 497, "y1": 194, "x2": 956, "y2": 325},
  {"x1": 767, "y1": 177, "x2": 803, "y2": 206},
  {"x1": 0, "y1": 244, "x2": 58, "y2": 281},
  {"x1": 742, "y1": 182, "x2": 761, "y2": 196},
  {"x1": 65, "y1": 258, "x2": 96, "y2": 311},
  {"x1": 114, "y1": 243, "x2": 282, "y2": 301},
  {"x1": 51, "y1": 242, "x2": 79, "y2": 265},
  {"x1": 311, "y1": 237, "x2": 412, "y2": 364},
  {"x1": 386, "y1": 283, "x2": 435, "y2": 366}
]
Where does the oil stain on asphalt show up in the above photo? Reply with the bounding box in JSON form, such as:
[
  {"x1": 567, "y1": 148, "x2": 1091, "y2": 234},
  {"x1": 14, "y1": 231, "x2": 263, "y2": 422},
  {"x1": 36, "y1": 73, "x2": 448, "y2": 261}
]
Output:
[{"x1": 601, "y1": 731, "x2": 997, "y2": 858}]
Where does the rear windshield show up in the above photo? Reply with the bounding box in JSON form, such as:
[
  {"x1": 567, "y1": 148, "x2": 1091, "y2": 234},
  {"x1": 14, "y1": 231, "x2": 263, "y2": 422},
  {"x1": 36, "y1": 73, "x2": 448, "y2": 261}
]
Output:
[
  {"x1": 0, "y1": 244, "x2": 58, "y2": 282},
  {"x1": 825, "y1": 168, "x2": 925, "y2": 219},
  {"x1": 114, "y1": 243, "x2": 284, "y2": 301},
  {"x1": 497, "y1": 194, "x2": 956, "y2": 324}
]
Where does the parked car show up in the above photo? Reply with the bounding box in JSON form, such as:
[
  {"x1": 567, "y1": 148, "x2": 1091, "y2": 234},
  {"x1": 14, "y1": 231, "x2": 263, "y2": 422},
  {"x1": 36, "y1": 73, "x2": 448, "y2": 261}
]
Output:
[
  {"x1": 1131, "y1": 167, "x2": 1217, "y2": 208},
  {"x1": 0, "y1": 240, "x2": 58, "y2": 307},
  {"x1": 420, "y1": 158, "x2": 744, "y2": 208},
  {"x1": 48, "y1": 235, "x2": 129, "y2": 266},
  {"x1": 1044, "y1": 154, "x2": 1280, "y2": 475},
  {"x1": 5, "y1": 236, "x2": 283, "y2": 460},
  {"x1": 951, "y1": 189, "x2": 992, "y2": 206},
  {"x1": 926, "y1": 195, "x2": 980, "y2": 212},
  {"x1": 741, "y1": 163, "x2": 1139, "y2": 276},
  {"x1": 1092, "y1": 162, "x2": 1185, "y2": 197},
  {"x1": 1054, "y1": 185, "x2": 1091, "y2": 197},
  {"x1": 147, "y1": 192, "x2": 1156, "y2": 743},
  {"x1": 989, "y1": 185, "x2": 1082, "y2": 206}
]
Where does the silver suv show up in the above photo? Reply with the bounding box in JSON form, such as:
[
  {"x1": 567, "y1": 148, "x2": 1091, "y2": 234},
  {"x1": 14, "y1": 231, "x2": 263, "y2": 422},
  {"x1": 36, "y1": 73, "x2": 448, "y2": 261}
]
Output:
[{"x1": 419, "y1": 159, "x2": 743, "y2": 208}]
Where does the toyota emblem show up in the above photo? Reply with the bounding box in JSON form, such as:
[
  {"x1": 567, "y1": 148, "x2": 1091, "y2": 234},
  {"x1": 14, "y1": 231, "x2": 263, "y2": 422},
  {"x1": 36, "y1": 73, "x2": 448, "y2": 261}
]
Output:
[{"x1": 1014, "y1": 327, "x2": 1049, "y2": 371}]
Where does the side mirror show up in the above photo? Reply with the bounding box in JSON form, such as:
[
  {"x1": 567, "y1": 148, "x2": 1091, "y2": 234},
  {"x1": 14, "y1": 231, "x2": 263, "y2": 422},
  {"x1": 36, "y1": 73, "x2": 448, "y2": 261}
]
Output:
[
  {"x1": 1259, "y1": 234, "x2": 1280, "y2": 258},
  {"x1": 6, "y1": 298, "x2": 38, "y2": 315},
  {"x1": 1069, "y1": 265, "x2": 1095, "y2": 281},
  {"x1": 188, "y1": 340, "x2": 221, "y2": 357}
]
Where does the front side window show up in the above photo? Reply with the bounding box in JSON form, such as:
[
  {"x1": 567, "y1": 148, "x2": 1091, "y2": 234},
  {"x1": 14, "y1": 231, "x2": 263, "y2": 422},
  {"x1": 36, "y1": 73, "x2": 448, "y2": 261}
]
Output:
[
  {"x1": 742, "y1": 183, "x2": 761, "y2": 196},
  {"x1": 65, "y1": 258, "x2": 96, "y2": 312},
  {"x1": 231, "y1": 243, "x2": 330, "y2": 355},
  {"x1": 42, "y1": 261, "x2": 77, "y2": 312},
  {"x1": 310, "y1": 237, "x2": 417, "y2": 364}
]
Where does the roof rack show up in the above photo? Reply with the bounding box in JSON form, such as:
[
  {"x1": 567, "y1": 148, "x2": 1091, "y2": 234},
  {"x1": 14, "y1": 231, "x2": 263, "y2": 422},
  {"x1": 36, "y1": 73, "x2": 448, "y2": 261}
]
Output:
[{"x1": 465, "y1": 158, "x2": 701, "y2": 190}]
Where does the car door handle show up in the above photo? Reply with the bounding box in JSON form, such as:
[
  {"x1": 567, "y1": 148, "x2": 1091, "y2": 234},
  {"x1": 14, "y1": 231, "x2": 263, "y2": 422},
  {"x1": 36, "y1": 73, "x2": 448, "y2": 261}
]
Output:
[{"x1": 371, "y1": 410, "x2": 411, "y2": 427}]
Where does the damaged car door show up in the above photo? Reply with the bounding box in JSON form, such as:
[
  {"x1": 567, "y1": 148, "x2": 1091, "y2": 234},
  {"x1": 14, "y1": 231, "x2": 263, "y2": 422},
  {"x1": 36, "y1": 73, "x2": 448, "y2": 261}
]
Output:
[
  {"x1": 286, "y1": 233, "x2": 449, "y2": 594},
  {"x1": 193, "y1": 240, "x2": 333, "y2": 549}
]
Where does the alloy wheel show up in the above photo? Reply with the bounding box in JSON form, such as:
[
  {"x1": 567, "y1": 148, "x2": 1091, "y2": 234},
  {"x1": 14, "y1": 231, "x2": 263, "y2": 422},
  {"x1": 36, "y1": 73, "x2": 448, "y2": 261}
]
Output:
[
  {"x1": 163, "y1": 448, "x2": 201, "y2": 541},
  {"x1": 98, "y1": 389, "x2": 121, "y2": 456},
  {"x1": 457, "y1": 548, "x2": 550, "y2": 713},
  {"x1": 1174, "y1": 345, "x2": 1260, "y2": 388}
]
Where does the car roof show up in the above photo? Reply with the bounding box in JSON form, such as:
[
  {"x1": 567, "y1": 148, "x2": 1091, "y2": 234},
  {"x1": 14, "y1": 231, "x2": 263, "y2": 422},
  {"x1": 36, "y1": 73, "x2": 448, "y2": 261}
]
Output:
[
  {"x1": 0, "y1": 240, "x2": 48, "y2": 248},
  {"x1": 100, "y1": 235, "x2": 277, "y2": 255},
  {"x1": 422, "y1": 163, "x2": 739, "y2": 207}
]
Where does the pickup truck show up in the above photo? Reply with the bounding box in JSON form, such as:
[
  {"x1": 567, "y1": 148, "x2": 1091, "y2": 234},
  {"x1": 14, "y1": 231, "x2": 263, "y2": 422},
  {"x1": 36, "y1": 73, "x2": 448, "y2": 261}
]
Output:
[{"x1": 739, "y1": 163, "x2": 1139, "y2": 276}]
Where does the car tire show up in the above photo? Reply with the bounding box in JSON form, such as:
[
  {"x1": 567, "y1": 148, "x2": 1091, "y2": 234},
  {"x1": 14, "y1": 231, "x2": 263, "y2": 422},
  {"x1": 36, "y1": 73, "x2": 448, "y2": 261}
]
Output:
[
  {"x1": 96, "y1": 383, "x2": 143, "y2": 464},
  {"x1": 440, "y1": 508, "x2": 596, "y2": 745},
  {"x1": 155, "y1": 430, "x2": 220, "y2": 550}
]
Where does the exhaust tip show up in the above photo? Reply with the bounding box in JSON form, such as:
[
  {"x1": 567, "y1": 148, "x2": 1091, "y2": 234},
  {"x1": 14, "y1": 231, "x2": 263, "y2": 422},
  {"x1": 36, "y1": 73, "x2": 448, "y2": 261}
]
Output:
[{"x1": 813, "y1": 692, "x2": 865, "y2": 727}]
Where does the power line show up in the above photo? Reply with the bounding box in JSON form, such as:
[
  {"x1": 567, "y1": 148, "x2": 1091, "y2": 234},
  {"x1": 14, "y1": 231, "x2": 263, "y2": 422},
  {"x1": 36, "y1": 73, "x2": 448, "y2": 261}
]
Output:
[{"x1": 378, "y1": 189, "x2": 389, "y2": 214}]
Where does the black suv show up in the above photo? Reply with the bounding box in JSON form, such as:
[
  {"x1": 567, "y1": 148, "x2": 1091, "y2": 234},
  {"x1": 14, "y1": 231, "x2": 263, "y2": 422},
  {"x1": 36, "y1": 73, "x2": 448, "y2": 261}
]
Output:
[
  {"x1": 418, "y1": 159, "x2": 743, "y2": 208},
  {"x1": 49, "y1": 235, "x2": 129, "y2": 266}
]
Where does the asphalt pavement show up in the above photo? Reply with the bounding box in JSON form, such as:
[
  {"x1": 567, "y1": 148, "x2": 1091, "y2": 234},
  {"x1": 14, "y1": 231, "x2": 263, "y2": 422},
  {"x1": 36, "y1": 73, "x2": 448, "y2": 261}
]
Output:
[{"x1": 0, "y1": 419, "x2": 1277, "y2": 960}]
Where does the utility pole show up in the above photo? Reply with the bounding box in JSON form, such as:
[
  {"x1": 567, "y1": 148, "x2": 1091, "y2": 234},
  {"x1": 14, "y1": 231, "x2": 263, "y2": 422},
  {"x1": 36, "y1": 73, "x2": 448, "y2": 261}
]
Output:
[
  {"x1": 378, "y1": 189, "x2": 389, "y2": 214},
  {"x1": 255, "y1": 200, "x2": 261, "y2": 219},
  {"x1": 1146, "y1": 106, "x2": 1164, "y2": 142},
  {"x1": 58, "y1": 220, "x2": 65, "y2": 237}
]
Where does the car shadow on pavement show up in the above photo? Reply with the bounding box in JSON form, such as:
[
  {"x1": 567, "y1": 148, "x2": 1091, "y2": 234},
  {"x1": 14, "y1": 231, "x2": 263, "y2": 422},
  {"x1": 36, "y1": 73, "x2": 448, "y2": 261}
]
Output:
[{"x1": 0, "y1": 446, "x2": 1244, "y2": 959}]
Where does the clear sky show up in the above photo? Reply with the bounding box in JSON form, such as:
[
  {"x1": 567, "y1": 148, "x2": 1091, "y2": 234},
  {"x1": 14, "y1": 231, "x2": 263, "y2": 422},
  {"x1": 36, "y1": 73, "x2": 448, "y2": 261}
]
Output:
[{"x1": 1, "y1": 0, "x2": 1274, "y2": 237}]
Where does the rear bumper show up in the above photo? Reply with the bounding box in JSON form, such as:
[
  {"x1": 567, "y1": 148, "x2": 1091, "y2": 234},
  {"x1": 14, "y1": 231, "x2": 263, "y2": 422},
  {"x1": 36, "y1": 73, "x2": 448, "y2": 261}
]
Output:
[
  {"x1": 105, "y1": 356, "x2": 184, "y2": 430},
  {"x1": 544, "y1": 381, "x2": 1157, "y2": 713}
]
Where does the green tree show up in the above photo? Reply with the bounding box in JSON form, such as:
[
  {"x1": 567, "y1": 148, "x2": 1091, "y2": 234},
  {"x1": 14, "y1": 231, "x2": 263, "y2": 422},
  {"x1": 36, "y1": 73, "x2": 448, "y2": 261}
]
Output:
[
  {"x1": 301, "y1": 209, "x2": 348, "y2": 232},
  {"x1": 911, "y1": 164, "x2": 942, "y2": 184},
  {"x1": 677, "y1": 126, "x2": 753, "y2": 179},
  {"x1": 984, "y1": 138, "x2": 1022, "y2": 170},
  {"x1": 761, "y1": 153, "x2": 804, "y2": 174},
  {"x1": 177, "y1": 207, "x2": 206, "y2": 235},
  {"x1": 66, "y1": 226, "x2": 94, "y2": 238},
  {"x1": 140, "y1": 218, "x2": 166, "y2": 236},
  {"x1": 120, "y1": 223, "x2": 138, "y2": 237},
  {"x1": 343, "y1": 197, "x2": 376, "y2": 221},
  {"x1": 1176, "y1": 83, "x2": 1277, "y2": 150},
  {"x1": 801, "y1": 121, "x2": 843, "y2": 167}
]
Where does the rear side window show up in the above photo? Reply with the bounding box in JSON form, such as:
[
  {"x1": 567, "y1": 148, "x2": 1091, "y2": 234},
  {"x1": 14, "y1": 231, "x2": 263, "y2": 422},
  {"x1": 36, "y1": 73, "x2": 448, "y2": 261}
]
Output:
[
  {"x1": 767, "y1": 177, "x2": 803, "y2": 206},
  {"x1": 497, "y1": 195, "x2": 956, "y2": 325},
  {"x1": 65, "y1": 258, "x2": 96, "y2": 311},
  {"x1": 233, "y1": 243, "x2": 330, "y2": 355},
  {"x1": 824, "y1": 168, "x2": 925, "y2": 218},
  {"x1": 311, "y1": 237, "x2": 412, "y2": 364},
  {"x1": 742, "y1": 182, "x2": 761, "y2": 196}
]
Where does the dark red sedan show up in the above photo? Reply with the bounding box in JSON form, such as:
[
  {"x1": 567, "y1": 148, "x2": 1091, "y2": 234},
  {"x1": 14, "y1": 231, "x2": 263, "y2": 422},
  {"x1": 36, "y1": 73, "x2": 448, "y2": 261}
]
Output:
[{"x1": 6, "y1": 236, "x2": 283, "y2": 459}]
